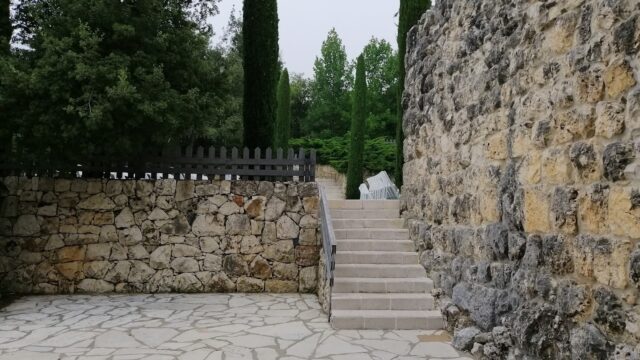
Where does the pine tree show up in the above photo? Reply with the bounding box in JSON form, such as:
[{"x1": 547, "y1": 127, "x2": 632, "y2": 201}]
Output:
[
  {"x1": 243, "y1": 0, "x2": 279, "y2": 149},
  {"x1": 1, "y1": 0, "x2": 10, "y2": 54},
  {"x1": 346, "y1": 54, "x2": 367, "y2": 200},
  {"x1": 395, "y1": 0, "x2": 430, "y2": 188},
  {"x1": 274, "y1": 68, "x2": 291, "y2": 150}
]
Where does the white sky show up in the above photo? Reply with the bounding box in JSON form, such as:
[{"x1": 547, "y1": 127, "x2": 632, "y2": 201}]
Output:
[{"x1": 210, "y1": 0, "x2": 400, "y2": 77}]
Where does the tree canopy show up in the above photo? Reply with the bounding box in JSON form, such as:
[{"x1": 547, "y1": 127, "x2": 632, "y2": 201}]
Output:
[
  {"x1": 1, "y1": 0, "x2": 241, "y2": 162},
  {"x1": 307, "y1": 28, "x2": 352, "y2": 138},
  {"x1": 396, "y1": 0, "x2": 431, "y2": 187},
  {"x1": 242, "y1": 0, "x2": 279, "y2": 149},
  {"x1": 274, "y1": 68, "x2": 291, "y2": 150},
  {"x1": 362, "y1": 38, "x2": 398, "y2": 139},
  {"x1": 346, "y1": 54, "x2": 367, "y2": 199}
]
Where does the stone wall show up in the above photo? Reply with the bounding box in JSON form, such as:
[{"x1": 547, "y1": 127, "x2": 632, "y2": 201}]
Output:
[
  {"x1": 402, "y1": 0, "x2": 639, "y2": 358},
  {"x1": 0, "y1": 177, "x2": 320, "y2": 295}
]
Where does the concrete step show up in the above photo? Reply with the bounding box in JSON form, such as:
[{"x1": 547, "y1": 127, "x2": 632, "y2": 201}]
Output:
[
  {"x1": 332, "y1": 219, "x2": 405, "y2": 229},
  {"x1": 334, "y1": 264, "x2": 426, "y2": 278},
  {"x1": 331, "y1": 209, "x2": 399, "y2": 219},
  {"x1": 337, "y1": 240, "x2": 414, "y2": 252},
  {"x1": 335, "y1": 251, "x2": 419, "y2": 264},
  {"x1": 329, "y1": 200, "x2": 400, "y2": 210},
  {"x1": 331, "y1": 310, "x2": 443, "y2": 330},
  {"x1": 333, "y1": 277, "x2": 433, "y2": 293},
  {"x1": 331, "y1": 293, "x2": 435, "y2": 311},
  {"x1": 335, "y1": 228, "x2": 409, "y2": 240}
]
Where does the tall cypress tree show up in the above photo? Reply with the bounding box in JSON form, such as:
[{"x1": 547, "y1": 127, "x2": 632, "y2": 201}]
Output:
[
  {"x1": 1, "y1": 0, "x2": 10, "y2": 54},
  {"x1": 274, "y1": 68, "x2": 291, "y2": 150},
  {"x1": 395, "y1": 0, "x2": 430, "y2": 188},
  {"x1": 242, "y1": 0, "x2": 279, "y2": 149},
  {"x1": 346, "y1": 54, "x2": 367, "y2": 200}
]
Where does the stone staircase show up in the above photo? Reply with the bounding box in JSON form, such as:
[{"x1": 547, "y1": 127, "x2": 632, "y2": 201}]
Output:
[{"x1": 327, "y1": 198, "x2": 442, "y2": 330}]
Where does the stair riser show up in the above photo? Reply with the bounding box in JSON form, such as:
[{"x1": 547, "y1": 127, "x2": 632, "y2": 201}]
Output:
[
  {"x1": 332, "y1": 219, "x2": 405, "y2": 229},
  {"x1": 337, "y1": 241, "x2": 414, "y2": 252},
  {"x1": 329, "y1": 200, "x2": 400, "y2": 210},
  {"x1": 332, "y1": 297, "x2": 434, "y2": 311},
  {"x1": 335, "y1": 252, "x2": 418, "y2": 264},
  {"x1": 331, "y1": 209, "x2": 399, "y2": 219},
  {"x1": 331, "y1": 315, "x2": 443, "y2": 330},
  {"x1": 333, "y1": 280, "x2": 432, "y2": 293},
  {"x1": 334, "y1": 266, "x2": 426, "y2": 278},
  {"x1": 335, "y1": 229, "x2": 409, "y2": 240}
]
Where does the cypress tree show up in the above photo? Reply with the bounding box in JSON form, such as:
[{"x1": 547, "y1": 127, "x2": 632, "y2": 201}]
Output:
[
  {"x1": 274, "y1": 69, "x2": 291, "y2": 150},
  {"x1": 346, "y1": 54, "x2": 367, "y2": 200},
  {"x1": 1, "y1": 0, "x2": 10, "y2": 54},
  {"x1": 395, "y1": 0, "x2": 430, "y2": 188},
  {"x1": 242, "y1": 0, "x2": 279, "y2": 149}
]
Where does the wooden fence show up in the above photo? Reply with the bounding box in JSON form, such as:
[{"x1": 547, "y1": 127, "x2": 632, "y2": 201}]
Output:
[{"x1": 0, "y1": 147, "x2": 317, "y2": 182}]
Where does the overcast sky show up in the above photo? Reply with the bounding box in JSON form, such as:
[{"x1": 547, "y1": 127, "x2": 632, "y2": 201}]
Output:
[{"x1": 210, "y1": 0, "x2": 400, "y2": 77}]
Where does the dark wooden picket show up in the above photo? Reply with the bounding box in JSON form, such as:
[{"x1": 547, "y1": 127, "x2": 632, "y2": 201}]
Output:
[{"x1": 0, "y1": 147, "x2": 317, "y2": 182}]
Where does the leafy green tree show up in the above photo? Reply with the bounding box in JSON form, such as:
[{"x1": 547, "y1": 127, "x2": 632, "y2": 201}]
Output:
[
  {"x1": 1, "y1": 0, "x2": 10, "y2": 54},
  {"x1": 396, "y1": 0, "x2": 430, "y2": 188},
  {"x1": 274, "y1": 68, "x2": 291, "y2": 150},
  {"x1": 362, "y1": 37, "x2": 398, "y2": 139},
  {"x1": 290, "y1": 73, "x2": 311, "y2": 139},
  {"x1": 242, "y1": 0, "x2": 279, "y2": 149},
  {"x1": 346, "y1": 54, "x2": 367, "y2": 199},
  {"x1": 308, "y1": 28, "x2": 352, "y2": 138},
  {"x1": 4, "y1": 0, "x2": 231, "y2": 163}
]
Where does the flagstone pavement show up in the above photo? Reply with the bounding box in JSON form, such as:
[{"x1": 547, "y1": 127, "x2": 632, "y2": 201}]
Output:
[{"x1": 0, "y1": 294, "x2": 472, "y2": 360}]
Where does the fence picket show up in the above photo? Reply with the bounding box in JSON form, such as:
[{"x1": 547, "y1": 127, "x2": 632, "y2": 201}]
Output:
[{"x1": 1, "y1": 146, "x2": 316, "y2": 182}]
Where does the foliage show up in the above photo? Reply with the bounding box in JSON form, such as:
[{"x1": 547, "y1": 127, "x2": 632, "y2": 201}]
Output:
[
  {"x1": 361, "y1": 38, "x2": 398, "y2": 139},
  {"x1": 1, "y1": 0, "x2": 9, "y2": 54},
  {"x1": 346, "y1": 54, "x2": 367, "y2": 199},
  {"x1": 274, "y1": 68, "x2": 291, "y2": 150},
  {"x1": 396, "y1": 0, "x2": 431, "y2": 188},
  {"x1": 306, "y1": 28, "x2": 352, "y2": 139},
  {"x1": 1, "y1": 0, "x2": 244, "y2": 162},
  {"x1": 290, "y1": 73, "x2": 311, "y2": 139},
  {"x1": 290, "y1": 136, "x2": 395, "y2": 178},
  {"x1": 242, "y1": 0, "x2": 279, "y2": 149}
]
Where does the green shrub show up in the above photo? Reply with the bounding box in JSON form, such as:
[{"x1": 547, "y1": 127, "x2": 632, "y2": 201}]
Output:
[{"x1": 290, "y1": 135, "x2": 395, "y2": 179}]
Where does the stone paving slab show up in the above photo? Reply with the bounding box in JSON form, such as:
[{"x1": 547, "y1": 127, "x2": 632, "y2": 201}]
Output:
[{"x1": 0, "y1": 294, "x2": 471, "y2": 360}]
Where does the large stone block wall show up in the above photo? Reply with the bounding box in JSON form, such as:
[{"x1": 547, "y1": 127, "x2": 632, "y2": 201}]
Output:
[
  {"x1": 0, "y1": 177, "x2": 320, "y2": 295},
  {"x1": 402, "y1": 0, "x2": 639, "y2": 358}
]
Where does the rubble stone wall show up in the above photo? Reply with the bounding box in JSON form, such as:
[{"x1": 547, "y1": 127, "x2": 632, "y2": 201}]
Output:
[
  {"x1": 0, "y1": 177, "x2": 320, "y2": 295},
  {"x1": 402, "y1": 0, "x2": 640, "y2": 358}
]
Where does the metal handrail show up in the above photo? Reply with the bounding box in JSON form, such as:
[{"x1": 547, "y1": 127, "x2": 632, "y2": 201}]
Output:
[{"x1": 318, "y1": 184, "x2": 336, "y2": 291}]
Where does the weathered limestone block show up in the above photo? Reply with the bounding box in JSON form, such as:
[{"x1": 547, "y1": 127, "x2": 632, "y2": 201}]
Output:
[
  {"x1": 171, "y1": 257, "x2": 199, "y2": 273},
  {"x1": 276, "y1": 216, "x2": 299, "y2": 240},
  {"x1": 200, "y1": 237, "x2": 221, "y2": 253},
  {"x1": 173, "y1": 273, "x2": 203, "y2": 293},
  {"x1": 175, "y1": 181, "x2": 195, "y2": 202},
  {"x1": 265, "y1": 279, "x2": 297, "y2": 293},
  {"x1": 608, "y1": 186, "x2": 640, "y2": 239},
  {"x1": 575, "y1": 65, "x2": 605, "y2": 103},
  {"x1": 149, "y1": 245, "x2": 171, "y2": 269},
  {"x1": 192, "y1": 215, "x2": 225, "y2": 237},
  {"x1": 115, "y1": 208, "x2": 135, "y2": 229},
  {"x1": 299, "y1": 266, "x2": 317, "y2": 293},
  {"x1": 250, "y1": 256, "x2": 272, "y2": 279},
  {"x1": 54, "y1": 179, "x2": 71, "y2": 193},
  {"x1": 128, "y1": 244, "x2": 149, "y2": 260},
  {"x1": 265, "y1": 196, "x2": 286, "y2": 221},
  {"x1": 13, "y1": 215, "x2": 40, "y2": 236},
  {"x1": 172, "y1": 244, "x2": 201, "y2": 258},
  {"x1": 104, "y1": 261, "x2": 131, "y2": 283},
  {"x1": 83, "y1": 261, "x2": 110, "y2": 279},
  {"x1": 78, "y1": 194, "x2": 116, "y2": 211},
  {"x1": 85, "y1": 243, "x2": 111, "y2": 261},
  {"x1": 244, "y1": 196, "x2": 266, "y2": 219},
  {"x1": 203, "y1": 254, "x2": 222, "y2": 272},
  {"x1": 77, "y1": 279, "x2": 114, "y2": 293},
  {"x1": 128, "y1": 261, "x2": 155, "y2": 283},
  {"x1": 272, "y1": 262, "x2": 298, "y2": 280},
  {"x1": 237, "y1": 277, "x2": 264, "y2": 293},
  {"x1": 264, "y1": 240, "x2": 294, "y2": 263},
  {"x1": 226, "y1": 214, "x2": 251, "y2": 235},
  {"x1": 222, "y1": 254, "x2": 248, "y2": 277},
  {"x1": 596, "y1": 101, "x2": 626, "y2": 138},
  {"x1": 55, "y1": 245, "x2": 86, "y2": 263},
  {"x1": 604, "y1": 59, "x2": 637, "y2": 98},
  {"x1": 523, "y1": 188, "x2": 551, "y2": 233},
  {"x1": 542, "y1": 147, "x2": 573, "y2": 184}
]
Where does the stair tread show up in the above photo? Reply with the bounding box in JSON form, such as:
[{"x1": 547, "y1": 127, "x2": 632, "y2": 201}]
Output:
[
  {"x1": 332, "y1": 292, "x2": 433, "y2": 299},
  {"x1": 332, "y1": 309, "x2": 441, "y2": 317}
]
